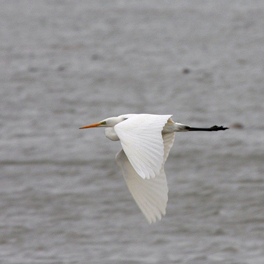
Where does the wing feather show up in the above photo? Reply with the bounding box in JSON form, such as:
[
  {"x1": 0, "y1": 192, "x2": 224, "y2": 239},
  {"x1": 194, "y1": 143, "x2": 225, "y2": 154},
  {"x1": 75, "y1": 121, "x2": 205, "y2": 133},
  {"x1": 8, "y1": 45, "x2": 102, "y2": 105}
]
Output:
[
  {"x1": 115, "y1": 130, "x2": 175, "y2": 224},
  {"x1": 114, "y1": 114, "x2": 172, "y2": 179},
  {"x1": 116, "y1": 150, "x2": 168, "y2": 224},
  {"x1": 162, "y1": 129, "x2": 175, "y2": 163}
]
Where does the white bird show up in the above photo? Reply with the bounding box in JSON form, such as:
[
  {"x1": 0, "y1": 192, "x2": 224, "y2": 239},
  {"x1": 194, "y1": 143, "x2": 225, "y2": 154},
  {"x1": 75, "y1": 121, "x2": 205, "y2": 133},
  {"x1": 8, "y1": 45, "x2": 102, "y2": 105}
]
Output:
[{"x1": 80, "y1": 114, "x2": 228, "y2": 224}]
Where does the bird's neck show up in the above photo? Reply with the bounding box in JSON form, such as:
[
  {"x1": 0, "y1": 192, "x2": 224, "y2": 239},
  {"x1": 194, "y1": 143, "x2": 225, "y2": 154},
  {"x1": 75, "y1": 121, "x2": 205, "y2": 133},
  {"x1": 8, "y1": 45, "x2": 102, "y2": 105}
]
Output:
[{"x1": 104, "y1": 127, "x2": 120, "y2": 141}]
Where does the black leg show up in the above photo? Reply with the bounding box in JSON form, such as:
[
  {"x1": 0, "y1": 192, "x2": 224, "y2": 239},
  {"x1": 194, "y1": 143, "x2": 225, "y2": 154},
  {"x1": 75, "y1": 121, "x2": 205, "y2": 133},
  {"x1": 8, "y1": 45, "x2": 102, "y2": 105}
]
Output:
[{"x1": 186, "y1": 125, "x2": 229, "y2": 131}]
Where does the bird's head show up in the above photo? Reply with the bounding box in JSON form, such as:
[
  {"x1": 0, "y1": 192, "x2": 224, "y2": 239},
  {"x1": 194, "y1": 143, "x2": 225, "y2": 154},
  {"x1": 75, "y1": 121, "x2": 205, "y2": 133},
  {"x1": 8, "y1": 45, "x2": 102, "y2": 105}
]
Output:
[{"x1": 79, "y1": 116, "x2": 128, "y2": 129}]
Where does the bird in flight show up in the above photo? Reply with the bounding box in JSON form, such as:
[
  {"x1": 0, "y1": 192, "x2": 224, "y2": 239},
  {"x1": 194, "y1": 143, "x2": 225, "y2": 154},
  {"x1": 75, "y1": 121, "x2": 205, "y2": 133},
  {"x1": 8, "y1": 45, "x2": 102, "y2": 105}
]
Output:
[{"x1": 80, "y1": 114, "x2": 228, "y2": 224}]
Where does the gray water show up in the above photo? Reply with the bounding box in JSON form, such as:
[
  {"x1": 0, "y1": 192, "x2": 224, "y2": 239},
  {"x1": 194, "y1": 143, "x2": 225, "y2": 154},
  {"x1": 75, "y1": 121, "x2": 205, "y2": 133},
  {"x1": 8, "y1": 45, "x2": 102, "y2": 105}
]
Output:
[{"x1": 1, "y1": 1, "x2": 264, "y2": 263}]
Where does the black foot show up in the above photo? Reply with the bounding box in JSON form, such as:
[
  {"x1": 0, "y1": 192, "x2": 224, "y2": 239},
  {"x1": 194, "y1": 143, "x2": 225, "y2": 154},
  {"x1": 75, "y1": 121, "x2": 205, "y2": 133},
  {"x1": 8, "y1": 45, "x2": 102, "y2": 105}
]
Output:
[{"x1": 209, "y1": 125, "x2": 229, "y2": 131}]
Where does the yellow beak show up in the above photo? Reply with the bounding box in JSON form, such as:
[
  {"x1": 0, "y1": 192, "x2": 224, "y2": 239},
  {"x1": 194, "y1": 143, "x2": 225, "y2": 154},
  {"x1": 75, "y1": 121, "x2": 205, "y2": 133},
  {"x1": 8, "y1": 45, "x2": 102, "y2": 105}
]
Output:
[{"x1": 79, "y1": 122, "x2": 101, "y2": 129}]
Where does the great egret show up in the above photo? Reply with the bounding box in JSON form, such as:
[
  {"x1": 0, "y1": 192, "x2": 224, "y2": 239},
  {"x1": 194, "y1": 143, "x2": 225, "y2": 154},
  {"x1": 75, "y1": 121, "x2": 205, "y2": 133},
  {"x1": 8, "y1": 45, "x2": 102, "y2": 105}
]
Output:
[{"x1": 80, "y1": 114, "x2": 228, "y2": 224}]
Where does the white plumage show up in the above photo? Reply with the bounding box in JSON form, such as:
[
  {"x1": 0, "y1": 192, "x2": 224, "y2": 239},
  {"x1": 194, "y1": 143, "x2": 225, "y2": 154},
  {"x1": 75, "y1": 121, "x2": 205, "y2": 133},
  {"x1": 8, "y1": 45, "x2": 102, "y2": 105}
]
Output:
[
  {"x1": 115, "y1": 127, "x2": 174, "y2": 223},
  {"x1": 115, "y1": 114, "x2": 172, "y2": 179},
  {"x1": 80, "y1": 114, "x2": 228, "y2": 224}
]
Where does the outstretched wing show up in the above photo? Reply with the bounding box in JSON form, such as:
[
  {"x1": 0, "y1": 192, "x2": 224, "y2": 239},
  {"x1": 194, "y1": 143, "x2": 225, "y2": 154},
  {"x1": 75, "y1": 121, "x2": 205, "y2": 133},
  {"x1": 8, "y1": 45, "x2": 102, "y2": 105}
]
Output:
[
  {"x1": 116, "y1": 149, "x2": 168, "y2": 224},
  {"x1": 162, "y1": 130, "x2": 175, "y2": 164},
  {"x1": 114, "y1": 114, "x2": 172, "y2": 179},
  {"x1": 115, "y1": 131, "x2": 175, "y2": 224}
]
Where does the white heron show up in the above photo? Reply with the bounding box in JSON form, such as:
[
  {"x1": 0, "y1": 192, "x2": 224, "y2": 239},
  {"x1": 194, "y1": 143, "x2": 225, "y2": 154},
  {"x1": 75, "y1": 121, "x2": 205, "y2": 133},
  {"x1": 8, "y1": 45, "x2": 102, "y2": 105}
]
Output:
[{"x1": 80, "y1": 114, "x2": 228, "y2": 224}]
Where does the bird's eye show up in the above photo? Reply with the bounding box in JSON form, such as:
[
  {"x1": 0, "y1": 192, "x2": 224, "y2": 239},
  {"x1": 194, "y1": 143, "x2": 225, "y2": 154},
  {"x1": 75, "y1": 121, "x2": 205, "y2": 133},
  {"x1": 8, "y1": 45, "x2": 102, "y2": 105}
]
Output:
[{"x1": 101, "y1": 121, "x2": 106, "y2": 125}]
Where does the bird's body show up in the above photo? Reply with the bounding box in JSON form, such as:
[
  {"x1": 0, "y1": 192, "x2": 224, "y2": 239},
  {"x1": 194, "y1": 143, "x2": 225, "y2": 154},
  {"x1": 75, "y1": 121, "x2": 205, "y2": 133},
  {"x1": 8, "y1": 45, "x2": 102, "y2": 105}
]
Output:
[{"x1": 80, "y1": 114, "x2": 228, "y2": 224}]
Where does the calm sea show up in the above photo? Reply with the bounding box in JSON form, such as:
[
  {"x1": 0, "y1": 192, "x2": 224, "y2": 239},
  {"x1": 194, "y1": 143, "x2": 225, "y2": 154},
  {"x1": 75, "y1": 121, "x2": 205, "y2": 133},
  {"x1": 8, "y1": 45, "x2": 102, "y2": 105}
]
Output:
[{"x1": 1, "y1": 1, "x2": 264, "y2": 263}]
